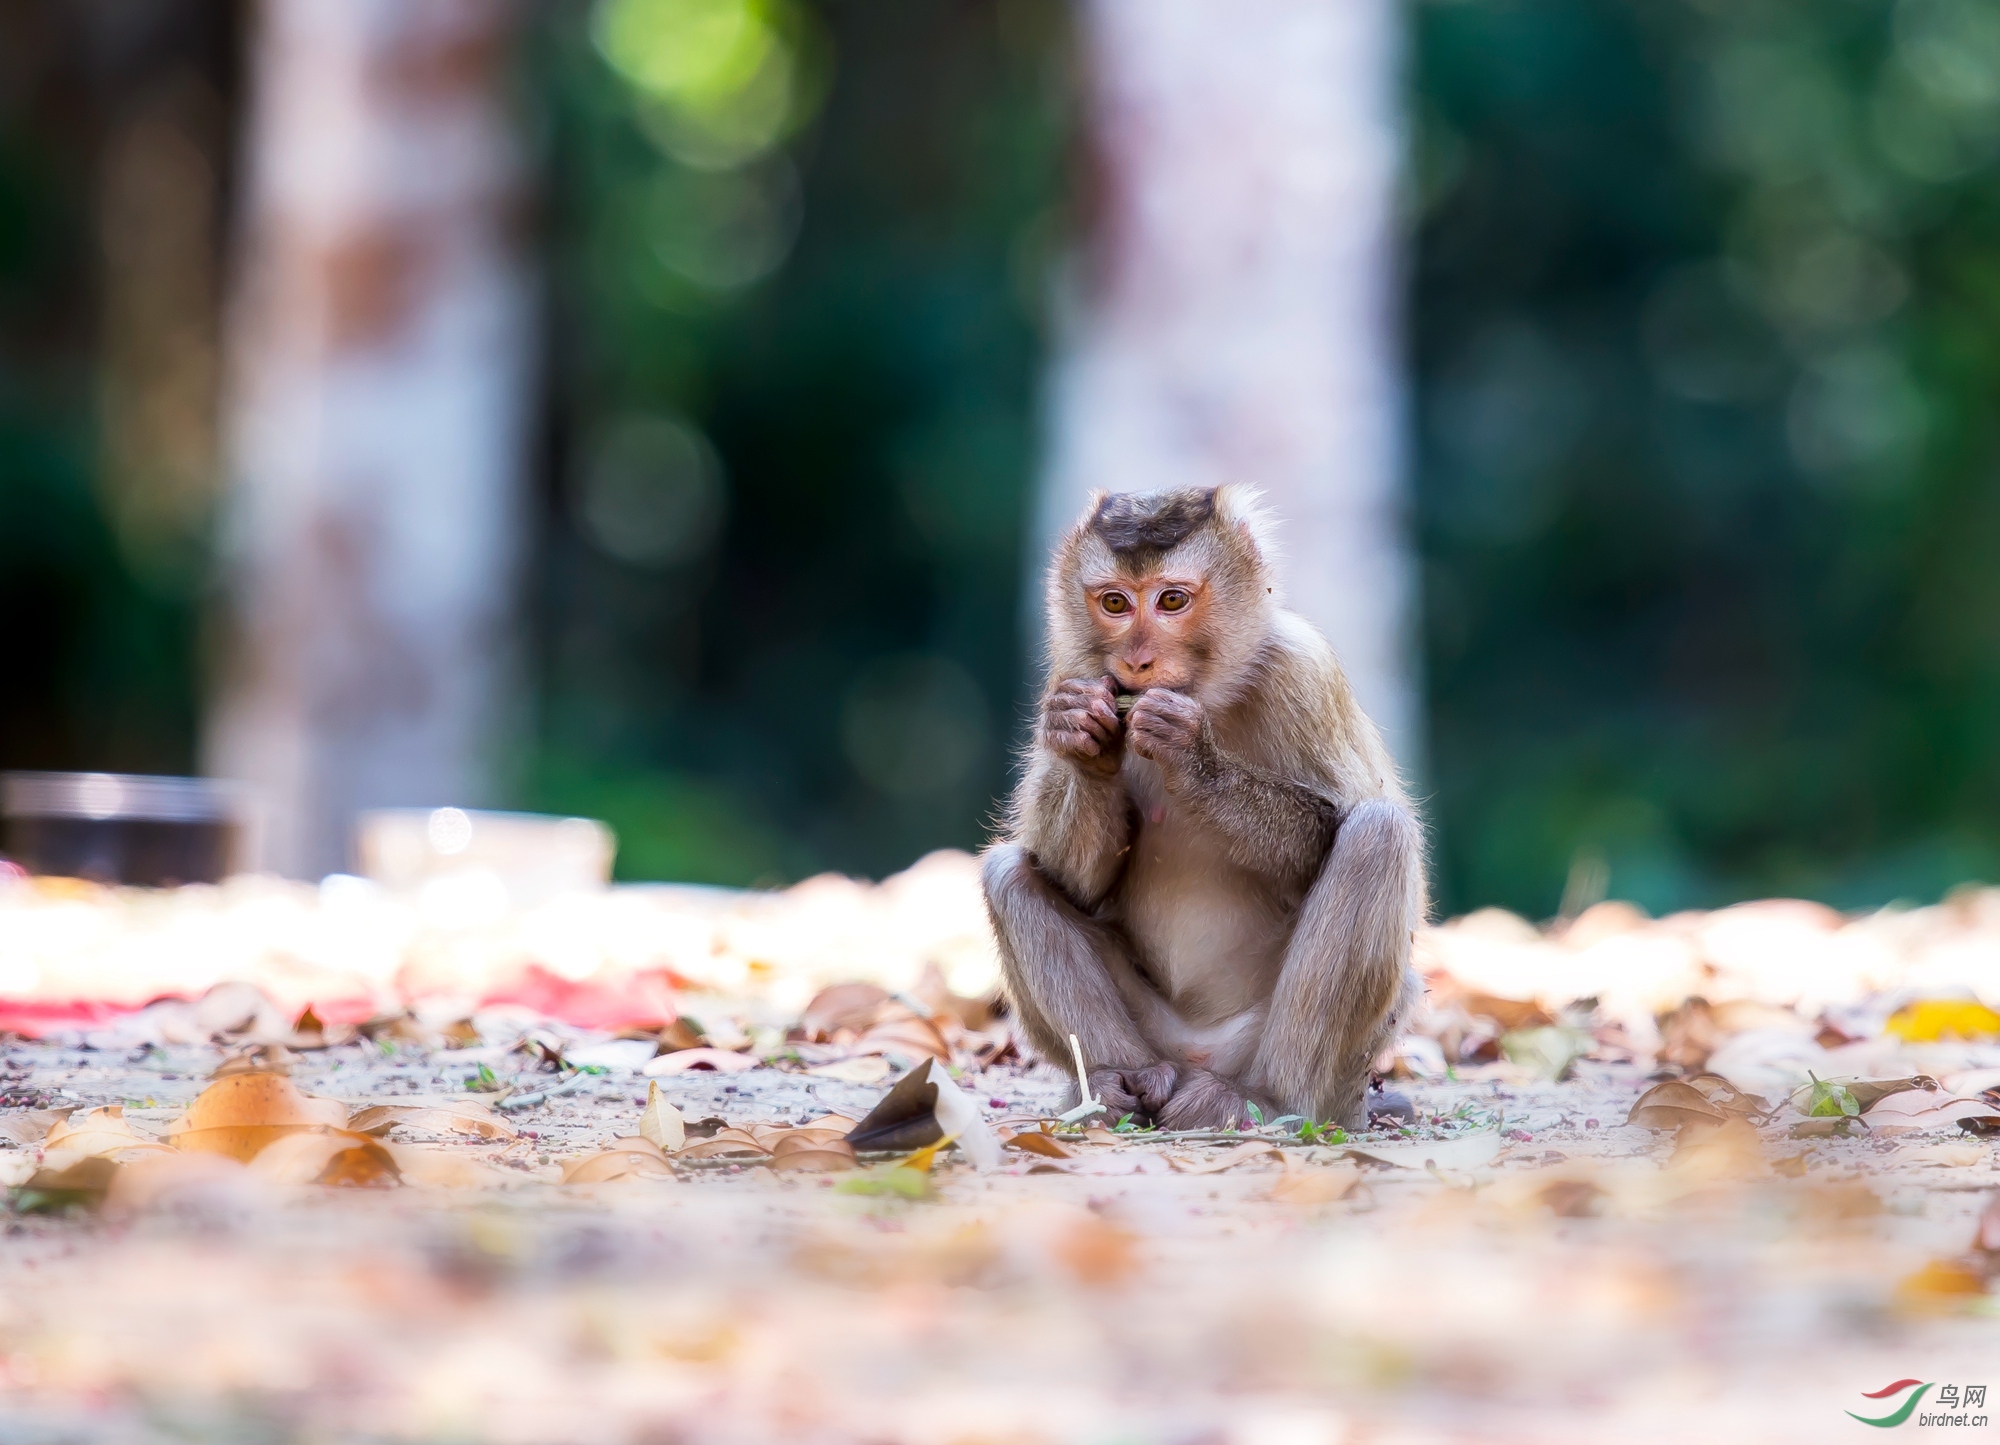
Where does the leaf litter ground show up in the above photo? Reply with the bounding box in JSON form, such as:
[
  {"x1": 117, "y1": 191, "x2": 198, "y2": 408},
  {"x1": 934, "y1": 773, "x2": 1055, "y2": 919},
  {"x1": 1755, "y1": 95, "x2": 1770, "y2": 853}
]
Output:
[{"x1": 2, "y1": 1031, "x2": 1998, "y2": 1444}]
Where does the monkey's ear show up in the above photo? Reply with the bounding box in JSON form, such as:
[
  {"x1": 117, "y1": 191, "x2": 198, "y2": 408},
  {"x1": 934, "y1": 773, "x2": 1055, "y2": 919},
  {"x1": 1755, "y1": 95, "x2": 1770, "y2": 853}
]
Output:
[{"x1": 1214, "y1": 484, "x2": 1279, "y2": 566}]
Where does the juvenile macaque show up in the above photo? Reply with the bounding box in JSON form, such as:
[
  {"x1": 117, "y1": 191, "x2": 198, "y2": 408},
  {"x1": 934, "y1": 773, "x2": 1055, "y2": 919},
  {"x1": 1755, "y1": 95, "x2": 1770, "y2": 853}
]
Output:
[{"x1": 982, "y1": 487, "x2": 1425, "y2": 1129}]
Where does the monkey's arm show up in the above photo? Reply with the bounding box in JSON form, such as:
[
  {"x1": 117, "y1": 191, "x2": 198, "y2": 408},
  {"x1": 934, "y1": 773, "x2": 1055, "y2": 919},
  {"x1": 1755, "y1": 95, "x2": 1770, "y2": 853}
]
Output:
[
  {"x1": 1014, "y1": 753, "x2": 1132, "y2": 906},
  {"x1": 1126, "y1": 690, "x2": 1337, "y2": 884},
  {"x1": 1009, "y1": 675, "x2": 1135, "y2": 906}
]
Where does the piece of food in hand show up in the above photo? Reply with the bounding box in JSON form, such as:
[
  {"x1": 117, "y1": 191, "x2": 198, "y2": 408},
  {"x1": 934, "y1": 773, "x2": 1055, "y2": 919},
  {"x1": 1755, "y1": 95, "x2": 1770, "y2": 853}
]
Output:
[{"x1": 1114, "y1": 692, "x2": 1138, "y2": 715}]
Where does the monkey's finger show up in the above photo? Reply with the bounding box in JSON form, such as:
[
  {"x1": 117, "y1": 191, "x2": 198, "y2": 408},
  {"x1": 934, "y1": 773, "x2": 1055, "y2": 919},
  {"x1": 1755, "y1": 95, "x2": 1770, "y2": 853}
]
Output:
[
  {"x1": 1049, "y1": 728, "x2": 1102, "y2": 757},
  {"x1": 1076, "y1": 707, "x2": 1121, "y2": 742},
  {"x1": 1053, "y1": 708, "x2": 1108, "y2": 740}
]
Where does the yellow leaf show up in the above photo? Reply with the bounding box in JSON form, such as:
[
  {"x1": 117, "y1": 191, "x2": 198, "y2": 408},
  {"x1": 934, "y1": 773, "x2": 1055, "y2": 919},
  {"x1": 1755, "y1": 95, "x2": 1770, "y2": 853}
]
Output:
[
  {"x1": 899, "y1": 1136, "x2": 955, "y2": 1173},
  {"x1": 1886, "y1": 999, "x2": 2000, "y2": 1043}
]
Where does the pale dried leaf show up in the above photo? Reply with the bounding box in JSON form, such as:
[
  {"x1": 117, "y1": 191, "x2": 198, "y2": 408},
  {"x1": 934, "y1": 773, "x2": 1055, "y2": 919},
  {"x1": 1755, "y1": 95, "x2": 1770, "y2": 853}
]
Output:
[
  {"x1": 346, "y1": 1098, "x2": 517, "y2": 1140},
  {"x1": 1344, "y1": 1129, "x2": 1503, "y2": 1171},
  {"x1": 45, "y1": 1107, "x2": 171, "y2": 1159},
  {"x1": 638, "y1": 1081, "x2": 686, "y2": 1152},
  {"x1": 0, "y1": 1107, "x2": 73, "y2": 1146},
  {"x1": 805, "y1": 1056, "x2": 892, "y2": 1085},
  {"x1": 1170, "y1": 1141, "x2": 1281, "y2": 1175},
  {"x1": 563, "y1": 1142, "x2": 676, "y2": 1184},
  {"x1": 641, "y1": 1048, "x2": 759, "y2": 1077},
  {"x1": 1270, "y1": 1159, "x2": 1362, "y2": 1204},
  {"x1": 383, "y1": 1144, "x2": 515, "y2": 1189},
  {"x1": 249, "y1": 1129, "x2": 400, "y2": 1187},
  {"x1": 769, "y1": 1148, "x2": 857, "y2": 1173}
]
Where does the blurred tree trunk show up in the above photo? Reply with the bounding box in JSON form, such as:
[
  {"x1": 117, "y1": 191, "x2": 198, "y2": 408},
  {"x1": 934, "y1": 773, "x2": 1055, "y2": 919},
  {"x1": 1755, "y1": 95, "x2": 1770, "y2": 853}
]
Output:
[
  {"x1": 206, "y1": 0, "x2": 536, "y2": 877},
  {"x1": 1036, "y1": 0, "x2": 1421, "y2": 775}
]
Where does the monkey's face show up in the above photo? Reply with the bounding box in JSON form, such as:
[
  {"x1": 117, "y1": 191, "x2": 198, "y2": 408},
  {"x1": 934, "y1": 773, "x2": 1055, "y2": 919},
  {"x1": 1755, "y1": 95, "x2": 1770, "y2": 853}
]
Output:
[{"x1": 1087, "y1": 573, "x2": 1208, "y2": 692}]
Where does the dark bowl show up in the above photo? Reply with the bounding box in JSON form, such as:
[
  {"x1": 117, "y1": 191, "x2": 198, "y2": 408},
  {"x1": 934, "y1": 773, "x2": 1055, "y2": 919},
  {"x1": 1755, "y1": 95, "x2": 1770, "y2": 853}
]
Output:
[{"x1": 2, "y1": 772, "x2": 252, "y2": 886}]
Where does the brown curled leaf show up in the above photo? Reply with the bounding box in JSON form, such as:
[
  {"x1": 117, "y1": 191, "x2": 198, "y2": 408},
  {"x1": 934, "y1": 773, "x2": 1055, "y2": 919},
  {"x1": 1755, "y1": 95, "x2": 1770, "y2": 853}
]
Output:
[
  {"x1": 1626, "y1": 1079, "x2": 1727, "y2": 1132},
  {"x1": 346, "y1": 1098, "x2": 517, "y2": 1141},
  {"x1": 770, "y1": 1148, "x2": 857, "y2": 1173},
  {"x1": 563, "y1": 1141, "x2": 676, "y2": 1184}
]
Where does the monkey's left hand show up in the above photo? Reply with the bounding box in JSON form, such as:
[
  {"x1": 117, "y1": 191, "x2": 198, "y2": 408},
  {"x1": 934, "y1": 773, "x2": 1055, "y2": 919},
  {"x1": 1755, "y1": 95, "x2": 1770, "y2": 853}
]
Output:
[{"x1": 1125, "y1": 689, "x2": 1207, "y2": 776}]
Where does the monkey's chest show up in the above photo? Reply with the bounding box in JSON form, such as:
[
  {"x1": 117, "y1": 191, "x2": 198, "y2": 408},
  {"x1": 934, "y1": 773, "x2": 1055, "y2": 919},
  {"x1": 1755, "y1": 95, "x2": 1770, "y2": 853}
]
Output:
[{"x1": 1111, "y1": 776, "x2": 1292, "y2": 1024}]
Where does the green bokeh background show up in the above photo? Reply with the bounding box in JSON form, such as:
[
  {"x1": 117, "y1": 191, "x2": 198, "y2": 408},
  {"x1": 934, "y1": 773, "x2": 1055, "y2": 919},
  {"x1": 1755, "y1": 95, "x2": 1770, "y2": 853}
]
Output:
[{"x1": 5, "y1": 0, "x2": 2000, "y2": 919}]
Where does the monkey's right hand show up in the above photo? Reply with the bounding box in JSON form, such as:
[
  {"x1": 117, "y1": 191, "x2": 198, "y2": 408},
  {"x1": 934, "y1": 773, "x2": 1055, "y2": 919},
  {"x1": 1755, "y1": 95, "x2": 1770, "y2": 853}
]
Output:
[{"x1": 1040, "y1": 676, "x2": 1125, "y2": 777}]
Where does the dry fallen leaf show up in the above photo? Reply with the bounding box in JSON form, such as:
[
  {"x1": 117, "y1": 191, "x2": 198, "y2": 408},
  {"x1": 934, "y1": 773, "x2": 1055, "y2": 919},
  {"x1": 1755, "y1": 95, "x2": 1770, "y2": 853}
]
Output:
[
  {"x1": 1864, "y1": 1091, "x2": 2000, "y2": 1130},
  {"x1": 12, "y1": 1154, "x2": 119, "y2": 1210},
  {"x1": 1344, "y1": 1130, "x2": 1502, "y2": 1171},
  {"x1": 847, "y1": 1058, "x2": 948, "y2": 1154},
  {"x1": 102, "y1": 1150, "x2": 255, "y2": 1215},
  {"x1": 1004, "y1": 1132, "x2": 1074, "y2": 1160},
  {"x1": 1627, "y1": 1080, "x2": 1727, "y2": 1131},
  {"x1": 805, "y1": 1057, "x2": 893, "y2": 1085},
  {"x1": 1170, "y1": 1141, "x2": 1281, "y2": 1175},
  {"x1": 642, "y1": 1048, "x2": 760, "y2": 1076},
  {"x1": 563, "y1": 1138, "x2": 676, "y2": 1184},
  {"x1": 1668, "y1": 1117, "x2": 1769, "y2": 1181},
  {"x1": 1050, "y1": 1213, "x2": 1139, "y2": 1286},
  {"x1": 346, "y1": 1098, "x2": 517, "y2": 1141},
  {"x1": 676, "y1": 1128, "x2": 770, "y2": 1160},
  {"x1": 44, "y1": 1106, "x2": 172, "y2": 1159},
  {"x1": 1679, "y1": 1072, "x2": 1768, "y2": 1120},
  {"x1": 1896, "y1": 1258, "x2": 1988, "y2": 1313},
  {"x1": 800, "y1": 982, "x2": 892, "y2": 1039},
  {"x1": 1270, "y1": 1158, "x2": 1362, "y2": 1204},
  {"x1": 1656, "y1": 997, "x2": 1723, "y2": 1073},
  {"x1": 248, "y1": 1129, "x2": 400, "y2": 1187},
  {"x1": 383, "y1": 1144, "x2": 513, "y2": 1189},
  {"x1": 167, "y1": 1071, "x2": 350, "y2": 1162},
  {"x1": 769, "y1": 1133, "x2": 858, "y2": 1172},
  {"x1": 212, "y1": 1043, "x2": 299, "y2": 1077},
  {"x1": 854, "y1": 1016, "x2": 953, "y2": 1065},
  {"x1": 1894, "y1": 1142, "x2": 1986, "y2": 1168},
  {"x1": 1886, "y1": 999, "x2": 2000, "y2": 1043},
  {"x1": 0, "y1": 1107, "x2": 73, "y2": 1146},
  {"x1": 638, "y1": 1081, "x2": 686, "y2": 1153}
]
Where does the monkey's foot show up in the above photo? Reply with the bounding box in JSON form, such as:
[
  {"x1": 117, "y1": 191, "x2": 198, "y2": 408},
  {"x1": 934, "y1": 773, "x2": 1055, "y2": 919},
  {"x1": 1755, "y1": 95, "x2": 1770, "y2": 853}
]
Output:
[
  {"x1": 1155, "y1": 1069, "x2": 1264, "y2": 1131},
  {"x1": 1082, "y1": 1063, "x2": 1179, "y2": 1127}
]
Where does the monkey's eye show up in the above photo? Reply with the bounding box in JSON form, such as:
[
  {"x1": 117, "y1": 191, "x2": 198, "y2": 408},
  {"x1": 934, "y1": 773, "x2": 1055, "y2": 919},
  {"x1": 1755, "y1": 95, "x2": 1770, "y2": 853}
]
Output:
[
  {"x1": 1100, "y1": 592, "x2": 1132, "y2": 615},
  {"x1": 1157, "y1": 588, "x2": 1190, "y2": 613}
]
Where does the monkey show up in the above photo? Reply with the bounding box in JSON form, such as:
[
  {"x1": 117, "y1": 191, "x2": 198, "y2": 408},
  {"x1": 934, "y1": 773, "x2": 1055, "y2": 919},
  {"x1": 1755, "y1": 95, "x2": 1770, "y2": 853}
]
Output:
[{"x1": 980, "y1": 485, "x2": 1426, "y2": 1131}]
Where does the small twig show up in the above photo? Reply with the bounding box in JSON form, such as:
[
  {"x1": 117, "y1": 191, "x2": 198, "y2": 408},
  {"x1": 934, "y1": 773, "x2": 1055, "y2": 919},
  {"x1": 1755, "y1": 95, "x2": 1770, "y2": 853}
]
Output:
[
  {"x1": 496, "y1": 1071, "x2": 595, "y2": 1111},
  {"x1": 1056, "y1": 1033, "x2": 1105, "y2": 1125}
]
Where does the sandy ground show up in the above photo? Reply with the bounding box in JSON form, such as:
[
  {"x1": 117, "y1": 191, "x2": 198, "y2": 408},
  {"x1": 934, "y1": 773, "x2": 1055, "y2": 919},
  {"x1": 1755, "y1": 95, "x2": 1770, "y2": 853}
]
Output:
[{"x1": 2, "y1": 1031, "x2": 1996, "y2": 1445}]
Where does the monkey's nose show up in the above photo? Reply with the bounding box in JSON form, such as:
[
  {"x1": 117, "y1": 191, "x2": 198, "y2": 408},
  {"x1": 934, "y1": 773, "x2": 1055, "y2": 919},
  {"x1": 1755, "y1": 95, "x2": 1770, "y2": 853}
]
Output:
[{"x1": 1136, "y1": 659, "x2": 1152, "y2": 671}]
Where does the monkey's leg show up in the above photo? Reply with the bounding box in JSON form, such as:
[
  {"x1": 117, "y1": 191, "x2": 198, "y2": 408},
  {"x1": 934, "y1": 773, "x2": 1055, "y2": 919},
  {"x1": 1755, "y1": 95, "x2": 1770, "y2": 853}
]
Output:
[
  {"x1": 1249, "y1": 799, "x2": 1425, "y2": 1129},
  {"x1": 981, "y1": 843, "x2": 1179, "y2": 1120}
]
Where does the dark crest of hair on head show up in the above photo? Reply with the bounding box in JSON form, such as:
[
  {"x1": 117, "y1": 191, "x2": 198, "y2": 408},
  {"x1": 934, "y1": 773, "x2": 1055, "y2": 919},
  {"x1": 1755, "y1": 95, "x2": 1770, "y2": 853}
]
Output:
[{"x1": 1088, "y1": 488, "x2": 1218, "y2": 564}]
